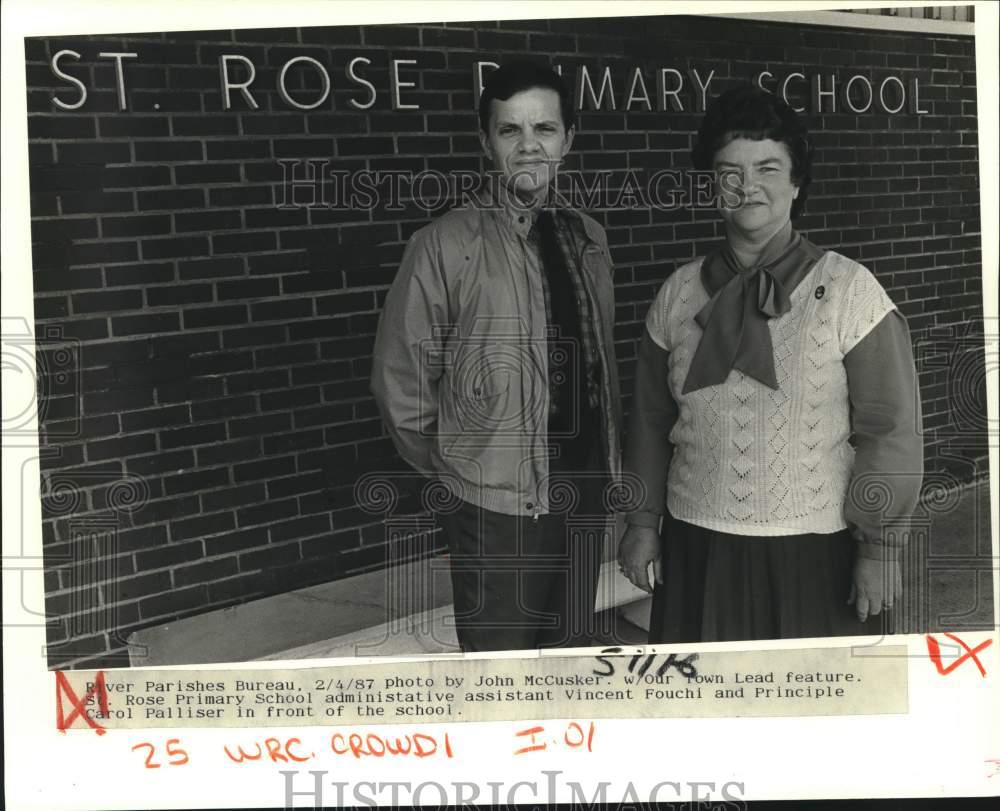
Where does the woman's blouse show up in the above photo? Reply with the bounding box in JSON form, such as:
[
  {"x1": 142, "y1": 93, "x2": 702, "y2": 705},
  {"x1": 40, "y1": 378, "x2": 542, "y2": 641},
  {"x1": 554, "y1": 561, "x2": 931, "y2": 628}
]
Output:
[{"x1": 625, "y1": 250, "x2": 923, "y2": 561}]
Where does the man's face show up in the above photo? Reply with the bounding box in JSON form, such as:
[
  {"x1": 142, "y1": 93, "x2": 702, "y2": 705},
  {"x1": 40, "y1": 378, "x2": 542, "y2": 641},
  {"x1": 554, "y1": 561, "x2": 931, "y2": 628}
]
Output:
[
  {"x1": 480, "y1": 86, "x2": 574, "y2": 204},
  {"x1": 714, "y1": 137, "x2": 799, "y2": 240}
]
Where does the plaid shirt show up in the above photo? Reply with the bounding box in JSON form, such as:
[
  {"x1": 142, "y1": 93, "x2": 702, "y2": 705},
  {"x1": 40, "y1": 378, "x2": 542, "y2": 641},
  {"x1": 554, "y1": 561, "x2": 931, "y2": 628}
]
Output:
[{"x1": 528, "y1": 206, "x2": 602, "y2": 417}]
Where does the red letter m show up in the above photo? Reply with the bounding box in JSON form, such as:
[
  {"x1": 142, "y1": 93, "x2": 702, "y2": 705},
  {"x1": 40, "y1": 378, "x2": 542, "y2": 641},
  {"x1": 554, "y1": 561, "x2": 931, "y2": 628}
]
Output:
[{"x1": 55, "y1": 670, "x2": 109, "y2": 735}]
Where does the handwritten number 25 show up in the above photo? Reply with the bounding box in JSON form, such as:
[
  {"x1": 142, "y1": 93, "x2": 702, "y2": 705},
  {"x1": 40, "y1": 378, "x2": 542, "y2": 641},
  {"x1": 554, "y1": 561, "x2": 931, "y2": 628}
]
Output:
[{"x1": 132, "y1": 738, "x2": 189, "y2": 769}]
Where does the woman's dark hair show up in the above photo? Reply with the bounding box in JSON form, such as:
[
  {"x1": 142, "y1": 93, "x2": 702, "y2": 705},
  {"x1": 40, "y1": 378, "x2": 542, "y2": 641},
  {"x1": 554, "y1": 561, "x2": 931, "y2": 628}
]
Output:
[
  {"x1": 691, "y1": 84, "x2": 813, "y2": 219},
  {"x1": 478, "y1": 60, "x2": 574, "y2": 134}
]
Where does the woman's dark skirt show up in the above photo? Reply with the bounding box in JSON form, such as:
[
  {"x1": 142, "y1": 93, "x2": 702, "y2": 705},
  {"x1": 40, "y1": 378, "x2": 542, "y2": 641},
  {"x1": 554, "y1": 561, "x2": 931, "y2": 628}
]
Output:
[{"x1": 649, "y1": 513, "x2": 894, "y2": 643}]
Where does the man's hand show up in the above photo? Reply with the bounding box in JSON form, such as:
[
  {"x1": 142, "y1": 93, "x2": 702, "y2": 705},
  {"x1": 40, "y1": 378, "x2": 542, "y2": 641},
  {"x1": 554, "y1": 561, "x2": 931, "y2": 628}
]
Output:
[
  {"x1": 847, "y1": 556, "x2": 903, "y2": 622},
  {"x1": 618, "y1": 525, "x2": 663, "y2": 594}
]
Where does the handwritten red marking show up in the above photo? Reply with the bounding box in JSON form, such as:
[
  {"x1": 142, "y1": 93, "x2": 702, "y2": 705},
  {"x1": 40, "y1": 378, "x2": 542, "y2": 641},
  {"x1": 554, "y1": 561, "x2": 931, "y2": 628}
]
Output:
[
  {"x1": 131, "y1": 739, "x2": 188, "y2": 769},
  {"x1": 985, "y1": 759, "x2": 1000, "y2": 779},
  {"x1": 224, "y1": 737, "x2": 313, "y2": 764},
  {"x1": 564, "y1": 721, "x2": 584, "y2": 747},
  {"x1": 329, "y1": 730, "x2": 453, "y2": 759},
  {"x1": 55, "y1": 670, "x2": 109, "y2": 735},
  {"x1": 563, "y1": 721, "x2": 596, "y2": 751},
  {"x1": 223, "y1": 743, "x2": 263, "y2": 763},
  {"x1": 165, "y1": 738, "x2": 189, "y2": 766},
  {"x1": 264, "y1": 738, "x2": 289, "y2": 763},
  {"x1": 132, "y1": 742, "x2": 160, "y2": 769},
  {"x1": 925, "y1": 633, "x2": 992, "y2": 677},
  {"x1": 513, "y1": 725, "x2": 547, "y2": 755}
]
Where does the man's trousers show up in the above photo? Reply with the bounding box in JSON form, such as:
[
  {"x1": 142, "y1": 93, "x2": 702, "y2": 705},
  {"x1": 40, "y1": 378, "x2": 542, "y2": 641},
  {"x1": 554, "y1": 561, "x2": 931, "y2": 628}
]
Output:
[{"x1": 439, "y1": 439, "x2": 608, "y2": 652}]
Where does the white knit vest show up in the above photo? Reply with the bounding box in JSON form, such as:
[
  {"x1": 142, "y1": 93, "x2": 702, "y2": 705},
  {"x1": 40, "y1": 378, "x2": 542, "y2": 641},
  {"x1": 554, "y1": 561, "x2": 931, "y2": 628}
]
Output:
[{"x1": 646, "y1": 251, "x2": 897, "y2": 536}]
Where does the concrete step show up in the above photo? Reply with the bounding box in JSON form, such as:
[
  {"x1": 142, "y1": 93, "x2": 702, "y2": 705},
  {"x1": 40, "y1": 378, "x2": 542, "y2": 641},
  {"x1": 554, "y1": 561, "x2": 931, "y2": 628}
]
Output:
[{"x1": 129, "y1": 554, "x2": 648, "y2": 665}]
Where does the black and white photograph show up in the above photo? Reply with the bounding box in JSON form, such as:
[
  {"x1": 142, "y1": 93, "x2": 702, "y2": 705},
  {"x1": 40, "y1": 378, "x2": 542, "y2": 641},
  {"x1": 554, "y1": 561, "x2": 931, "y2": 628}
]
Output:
[
  {"x1": 2, "y1": 1, "x2": 997, "y2": 807},
  {"x1": 15, "y1": 4, "x2": 994, "y2": 667}
]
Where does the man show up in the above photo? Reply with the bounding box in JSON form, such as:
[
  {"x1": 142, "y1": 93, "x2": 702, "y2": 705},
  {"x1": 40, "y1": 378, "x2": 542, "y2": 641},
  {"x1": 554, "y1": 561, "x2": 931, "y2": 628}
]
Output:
[{"x1": 371, "y1": 61, "x2": 622, "y2": 652}]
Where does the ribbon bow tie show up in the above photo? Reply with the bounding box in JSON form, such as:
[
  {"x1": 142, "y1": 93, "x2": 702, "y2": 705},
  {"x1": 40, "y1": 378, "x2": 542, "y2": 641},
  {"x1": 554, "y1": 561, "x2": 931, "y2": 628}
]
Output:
[{"x1": 681, "y1": 233, "x2": 822, "y2": 394}]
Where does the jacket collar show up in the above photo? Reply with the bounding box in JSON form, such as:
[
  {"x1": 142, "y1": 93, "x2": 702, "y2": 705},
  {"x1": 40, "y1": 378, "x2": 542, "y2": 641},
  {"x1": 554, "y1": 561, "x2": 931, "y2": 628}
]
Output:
[{"x1": 484, "y1": 181, "x2": 600, "y2": 244}]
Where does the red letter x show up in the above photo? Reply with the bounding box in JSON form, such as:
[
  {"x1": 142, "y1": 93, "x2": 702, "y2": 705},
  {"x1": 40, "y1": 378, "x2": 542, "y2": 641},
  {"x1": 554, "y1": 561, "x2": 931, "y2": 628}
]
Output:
[
  {"x1": 55, "y1": 670, "x2": 109, "y2": 734},
  {"x1": 925, "y1": 633, "x2": 992, "y2": 677}
]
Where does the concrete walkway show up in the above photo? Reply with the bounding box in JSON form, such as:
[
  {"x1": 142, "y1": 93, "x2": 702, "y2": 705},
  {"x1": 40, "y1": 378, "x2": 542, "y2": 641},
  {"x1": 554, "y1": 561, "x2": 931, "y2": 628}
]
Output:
[{"x1": 129, "y1": 481, "x2": 994, "y2": 664}]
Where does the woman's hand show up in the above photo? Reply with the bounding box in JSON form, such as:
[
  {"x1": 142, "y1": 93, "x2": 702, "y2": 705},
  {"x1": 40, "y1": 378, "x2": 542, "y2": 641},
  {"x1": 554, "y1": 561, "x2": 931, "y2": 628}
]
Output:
[
  {"x1": 618, "y1": 525, "x2": 663, "y2": 594},
  {"x1": 847, "y1": 557, "x2": 903, "y2": 622}
]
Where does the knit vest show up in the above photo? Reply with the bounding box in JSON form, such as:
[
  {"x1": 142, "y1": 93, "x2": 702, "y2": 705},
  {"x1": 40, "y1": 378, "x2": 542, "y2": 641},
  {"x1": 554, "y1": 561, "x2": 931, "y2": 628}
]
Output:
[{"x1": 646, "y1": 251, "x2": 897, "y2": 536}]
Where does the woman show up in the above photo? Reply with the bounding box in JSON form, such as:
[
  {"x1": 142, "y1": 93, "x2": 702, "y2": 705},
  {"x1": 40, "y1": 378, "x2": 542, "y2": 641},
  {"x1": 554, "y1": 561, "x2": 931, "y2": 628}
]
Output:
[{"x1": 618, "y1": 85, "x2": 923, "y2": 641}]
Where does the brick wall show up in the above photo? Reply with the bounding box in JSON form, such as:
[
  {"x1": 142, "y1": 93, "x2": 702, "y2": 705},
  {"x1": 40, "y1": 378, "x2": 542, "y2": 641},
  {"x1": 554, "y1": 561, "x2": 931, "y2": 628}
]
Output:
[{"x1": 25, "y1": 15, "x2": 985, "y2": 668}]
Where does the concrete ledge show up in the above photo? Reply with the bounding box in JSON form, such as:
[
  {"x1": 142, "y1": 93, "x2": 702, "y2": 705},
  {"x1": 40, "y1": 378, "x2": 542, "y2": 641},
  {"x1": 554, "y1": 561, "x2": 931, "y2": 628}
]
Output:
[
  {"x1": 260, "y1": 559, "x2": 650, "y2": 661},
  {"x1": 127, "y1": 557, "x2": 455, "y2": 666},
  {"x1": 128, "y1": 554, "x2": 649, "y2": 666}
]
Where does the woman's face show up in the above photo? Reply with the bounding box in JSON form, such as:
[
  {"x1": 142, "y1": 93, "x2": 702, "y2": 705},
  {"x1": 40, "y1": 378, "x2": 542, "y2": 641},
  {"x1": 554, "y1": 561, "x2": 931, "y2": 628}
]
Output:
[{"x1": 713, "y1": 137, "x2": 799, "y2": 239}]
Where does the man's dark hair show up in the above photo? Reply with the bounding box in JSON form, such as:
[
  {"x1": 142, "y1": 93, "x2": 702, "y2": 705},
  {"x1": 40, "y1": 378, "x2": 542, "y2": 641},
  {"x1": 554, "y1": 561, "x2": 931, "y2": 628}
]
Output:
[
  {"x1": 691, "y1": 84, "x2": 813, "y2": 219},
  {"x1": 478, "y1": 60, "x2": 575, "y2": 134}
]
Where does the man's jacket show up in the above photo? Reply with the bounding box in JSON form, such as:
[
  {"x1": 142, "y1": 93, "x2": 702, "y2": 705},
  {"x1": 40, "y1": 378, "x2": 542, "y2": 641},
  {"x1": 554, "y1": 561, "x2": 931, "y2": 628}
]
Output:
[{"x1": 371, "y1": 199, "x2": 622, "y2": 516}]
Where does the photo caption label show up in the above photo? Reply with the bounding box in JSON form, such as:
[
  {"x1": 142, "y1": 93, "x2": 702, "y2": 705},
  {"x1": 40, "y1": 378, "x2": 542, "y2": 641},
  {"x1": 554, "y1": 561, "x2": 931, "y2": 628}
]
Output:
[{"x1": 55, "y1": 645, "x2": 908, "y2": 731}]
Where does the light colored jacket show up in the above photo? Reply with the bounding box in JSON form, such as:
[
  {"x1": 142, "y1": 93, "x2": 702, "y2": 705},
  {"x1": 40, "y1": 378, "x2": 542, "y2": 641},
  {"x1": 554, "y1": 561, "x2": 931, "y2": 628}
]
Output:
[{"x1": 371, "y1": 199, "x2": 622, "y2": 516}]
